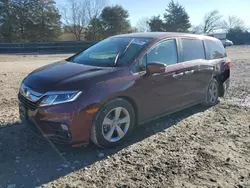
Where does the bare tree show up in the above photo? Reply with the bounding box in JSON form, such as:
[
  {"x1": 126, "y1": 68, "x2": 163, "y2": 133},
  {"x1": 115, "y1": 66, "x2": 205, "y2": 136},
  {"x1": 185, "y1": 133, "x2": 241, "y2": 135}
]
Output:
[
  {"x1": 136, "y1": 17, "x2": 150, "y2": 32},
  {"x1": 85, "y1": 0, "x2": 106, "y2": 20},
  {"x1": 189, "y1": 25, "x2": 202, "y2": 34},
  {"x1": 222, "y1": 16, "x2": 245, "y2": 32},
  {"x1": 84, "y1": 0, "x2": 106, "y2": 40},
  {"x1": 62, "y1": 0, "x2": 87, "y2": 41},
  {"x1": 62, "y1": 0, "x2": 106, "y2": 41},
  {"x1": 202, "y1": 10, "x2": 222, "y2": 33}
]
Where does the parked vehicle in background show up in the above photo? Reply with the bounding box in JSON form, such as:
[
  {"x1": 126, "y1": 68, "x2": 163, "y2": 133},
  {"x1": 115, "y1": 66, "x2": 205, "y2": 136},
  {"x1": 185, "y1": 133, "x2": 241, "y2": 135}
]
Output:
[
  {"x1": 18, "y1": 32, "x2": 231, "y2": 148},
  {"x1": 224, "y1": 39, "x2": 234, "y2": 46},
  {"x1": 207, "y1": 33, "x2": 227, "y2": 47}
]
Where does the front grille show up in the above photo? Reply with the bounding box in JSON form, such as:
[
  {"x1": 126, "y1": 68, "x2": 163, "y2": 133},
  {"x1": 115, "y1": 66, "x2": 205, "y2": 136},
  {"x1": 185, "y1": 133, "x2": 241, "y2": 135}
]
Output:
[{"x1": 18, "y1": 92, "x2": 39, "y2": 110}]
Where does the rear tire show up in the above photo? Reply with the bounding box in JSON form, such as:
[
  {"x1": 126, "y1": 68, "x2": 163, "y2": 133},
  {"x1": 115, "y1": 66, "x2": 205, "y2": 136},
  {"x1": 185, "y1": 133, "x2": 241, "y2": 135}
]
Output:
[
  {"x1": 91, "y1": 98, "x2": 135, "y2": 148},
  {"x1": 203, "y1": 78, "x2": 219, "y2": 106}
]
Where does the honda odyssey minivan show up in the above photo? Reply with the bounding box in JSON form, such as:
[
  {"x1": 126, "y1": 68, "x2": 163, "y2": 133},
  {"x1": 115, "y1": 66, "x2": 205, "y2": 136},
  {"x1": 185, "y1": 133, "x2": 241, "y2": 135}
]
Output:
[{"x1": 19, "y1": 32, "x2": 231, "y2": 148}]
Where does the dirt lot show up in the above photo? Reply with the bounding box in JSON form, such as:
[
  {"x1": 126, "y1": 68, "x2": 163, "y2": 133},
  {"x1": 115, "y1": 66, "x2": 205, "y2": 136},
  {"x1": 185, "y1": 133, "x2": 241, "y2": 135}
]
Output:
[{"x1": 0, "y1": 46, "x2": 250, "y2": 188}]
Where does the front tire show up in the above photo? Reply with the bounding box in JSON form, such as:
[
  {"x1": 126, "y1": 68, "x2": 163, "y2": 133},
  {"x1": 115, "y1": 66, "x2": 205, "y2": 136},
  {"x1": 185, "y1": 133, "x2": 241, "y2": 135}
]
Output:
[
  {"x1": 91, "y1": 98, "x2": 135, "y2": 148},
  {"x1": 203, "y1": 78, "x2": 219, "y2": 106}
]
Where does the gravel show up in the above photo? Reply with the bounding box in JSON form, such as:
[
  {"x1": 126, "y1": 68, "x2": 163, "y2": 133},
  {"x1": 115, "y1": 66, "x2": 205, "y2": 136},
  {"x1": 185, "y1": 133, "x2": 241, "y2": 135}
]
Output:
[{"x1": 0, "y1": 46, "x2": 250, "y2": 188}]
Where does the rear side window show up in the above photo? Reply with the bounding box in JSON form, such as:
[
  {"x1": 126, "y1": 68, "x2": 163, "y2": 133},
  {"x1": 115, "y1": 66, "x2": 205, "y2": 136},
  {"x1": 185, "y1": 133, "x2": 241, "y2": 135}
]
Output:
[
  {"x1": 205, "y1": 39, "x2": 226, "y2": 59},
  {"x1": 181, "y1": 39, "x2": 205, "y2": 62}
]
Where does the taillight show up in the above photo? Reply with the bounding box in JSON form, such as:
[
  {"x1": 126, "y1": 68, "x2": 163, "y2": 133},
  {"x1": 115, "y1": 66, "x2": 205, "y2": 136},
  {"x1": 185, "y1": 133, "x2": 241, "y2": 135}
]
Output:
[{"x1": 226, "y1": 60, "x2": 232, "y2": 68}]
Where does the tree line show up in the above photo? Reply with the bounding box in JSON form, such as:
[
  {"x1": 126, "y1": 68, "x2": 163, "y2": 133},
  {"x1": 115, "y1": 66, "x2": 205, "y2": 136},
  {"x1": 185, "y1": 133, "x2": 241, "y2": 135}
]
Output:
[
  {"x1": 0, "y1": 0, "x2": 248, "y2": 43},
  {"x1": 0, "y1": 0, "x2": 61, "y2": 42},
  {"x1": 62, "y1": 0, "x2": 135, "y2": 41}
]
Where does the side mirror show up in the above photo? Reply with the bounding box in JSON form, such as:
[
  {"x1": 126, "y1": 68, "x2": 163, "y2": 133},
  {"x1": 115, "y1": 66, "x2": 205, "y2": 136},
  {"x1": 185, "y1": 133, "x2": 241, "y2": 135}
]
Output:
[{"x1": 146, "y1": 62, "x2": 166, "y2": 74}]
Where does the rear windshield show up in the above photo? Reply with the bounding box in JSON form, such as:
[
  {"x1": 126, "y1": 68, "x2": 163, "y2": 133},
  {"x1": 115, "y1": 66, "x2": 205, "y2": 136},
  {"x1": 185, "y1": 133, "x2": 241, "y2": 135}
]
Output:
[
  {"x1": 205, "y1": 39, "x2": 227, "y2": 59},
  {"x1": 72, "y1": 37, "x2": 152, "y2": 67}
]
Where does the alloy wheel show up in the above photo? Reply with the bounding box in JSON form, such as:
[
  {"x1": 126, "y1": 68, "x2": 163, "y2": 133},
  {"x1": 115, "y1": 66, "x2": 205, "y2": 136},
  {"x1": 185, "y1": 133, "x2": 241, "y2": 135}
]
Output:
[
  {"x1": 102, "y1": 107, "x2": 131, "y2": 142},
  {"x1": 208, "y1": 81, "x2": 218, "y2": 104}
]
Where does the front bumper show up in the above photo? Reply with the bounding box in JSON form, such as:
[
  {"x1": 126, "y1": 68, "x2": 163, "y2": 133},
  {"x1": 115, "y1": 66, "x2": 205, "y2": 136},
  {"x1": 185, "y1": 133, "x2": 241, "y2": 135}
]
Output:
[
  {"x1": 18, "y1": 93, "x2": 96, "y2": 147},
  {"x1": 22, "y1": 117, "x2": 73, "y2": 145}
]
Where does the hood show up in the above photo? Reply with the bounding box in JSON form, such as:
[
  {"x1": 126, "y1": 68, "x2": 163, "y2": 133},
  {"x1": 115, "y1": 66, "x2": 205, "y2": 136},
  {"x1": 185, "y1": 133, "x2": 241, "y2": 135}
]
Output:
[{"x1": 23, "y1": 60, "x2": 113, "y2": 92}]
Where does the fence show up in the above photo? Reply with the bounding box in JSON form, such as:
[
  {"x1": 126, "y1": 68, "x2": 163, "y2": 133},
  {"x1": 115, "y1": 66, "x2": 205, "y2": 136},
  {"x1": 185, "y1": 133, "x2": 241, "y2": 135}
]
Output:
[{"x1": 0, "y1": 41, "x2": 97, "y2": 54}]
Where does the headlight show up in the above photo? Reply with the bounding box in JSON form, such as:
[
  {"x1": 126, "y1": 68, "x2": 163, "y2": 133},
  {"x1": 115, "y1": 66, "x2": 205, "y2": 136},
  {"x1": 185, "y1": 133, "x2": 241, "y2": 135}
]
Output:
[{"x1": 40, "y1": 91, "x2": 82, "y2": 106}]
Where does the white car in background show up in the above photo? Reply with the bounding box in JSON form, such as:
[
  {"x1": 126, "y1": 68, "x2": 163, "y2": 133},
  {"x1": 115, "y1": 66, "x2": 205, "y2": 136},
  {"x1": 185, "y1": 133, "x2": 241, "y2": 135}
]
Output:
[{"x1": 224, "y1": 39, "x2": 234, "y2": 46}]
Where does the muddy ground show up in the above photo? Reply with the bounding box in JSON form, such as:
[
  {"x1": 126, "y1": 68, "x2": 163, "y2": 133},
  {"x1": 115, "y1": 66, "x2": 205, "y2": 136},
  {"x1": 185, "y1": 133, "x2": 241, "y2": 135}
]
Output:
[{"x1": 0, "y1": 46, "x2": 249, "y2": 188}]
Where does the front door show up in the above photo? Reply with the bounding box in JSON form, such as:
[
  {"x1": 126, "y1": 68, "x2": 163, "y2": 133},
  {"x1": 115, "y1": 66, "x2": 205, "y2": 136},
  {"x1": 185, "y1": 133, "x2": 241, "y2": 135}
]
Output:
[{"x1": 132, "y1": 39, "x2": 192, "y2": 121}]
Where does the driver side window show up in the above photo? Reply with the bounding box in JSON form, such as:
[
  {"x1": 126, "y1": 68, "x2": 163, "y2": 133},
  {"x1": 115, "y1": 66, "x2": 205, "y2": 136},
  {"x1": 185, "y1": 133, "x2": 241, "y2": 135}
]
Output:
[{"x1": 139, "y1": 39, "x2": 178, "y2": 72}]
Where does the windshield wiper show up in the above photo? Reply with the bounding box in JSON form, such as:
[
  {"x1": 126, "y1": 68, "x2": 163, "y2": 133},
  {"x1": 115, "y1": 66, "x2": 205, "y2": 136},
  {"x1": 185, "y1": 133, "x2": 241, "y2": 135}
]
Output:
[
  {"x1": 114, "y1": 53, "x2": 120, "y2": 66},
  {"x1": 114, "y1": 38, "x2": 134, "y2": 66}
]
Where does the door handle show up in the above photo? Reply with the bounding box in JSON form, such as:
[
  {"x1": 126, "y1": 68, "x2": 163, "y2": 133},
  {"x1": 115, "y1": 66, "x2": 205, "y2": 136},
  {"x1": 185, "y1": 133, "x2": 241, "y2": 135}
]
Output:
[
  {"x1": 173, "y1": 72, "x2": 184, "y2": 78},
  {"x1": 184, "y1": 70, "x2": 194, "y2": 75}
]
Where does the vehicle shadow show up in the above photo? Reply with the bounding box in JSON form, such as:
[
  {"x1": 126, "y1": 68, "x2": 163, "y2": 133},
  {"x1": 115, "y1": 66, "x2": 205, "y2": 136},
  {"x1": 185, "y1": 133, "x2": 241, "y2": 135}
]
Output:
[{"x1": 0, "y1": 104, "x2": 210, "y2": 187}]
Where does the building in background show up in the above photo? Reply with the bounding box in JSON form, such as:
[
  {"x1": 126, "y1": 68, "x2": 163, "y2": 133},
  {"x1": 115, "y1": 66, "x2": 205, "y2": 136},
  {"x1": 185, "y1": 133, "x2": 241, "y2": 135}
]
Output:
[{"x1": 207, "y1": 33, "x2": 227, "y2": 45}]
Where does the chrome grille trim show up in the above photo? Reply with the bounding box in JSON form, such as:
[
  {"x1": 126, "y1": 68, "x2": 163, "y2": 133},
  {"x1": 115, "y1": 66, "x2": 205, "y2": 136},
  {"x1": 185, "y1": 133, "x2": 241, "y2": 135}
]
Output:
[
  {"x1": 20, "y1": 83, "x2": 43, "y2": 102},
  {"x1": 18, "y1": 93, "x2": 39, "y2": 110}
]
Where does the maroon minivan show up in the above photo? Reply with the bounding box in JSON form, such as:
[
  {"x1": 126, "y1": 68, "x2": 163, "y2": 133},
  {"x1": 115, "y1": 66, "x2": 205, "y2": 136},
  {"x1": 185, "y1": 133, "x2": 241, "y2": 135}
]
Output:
[{"x1": 18, "y1": 32, "x2": 231, "y2": 148}]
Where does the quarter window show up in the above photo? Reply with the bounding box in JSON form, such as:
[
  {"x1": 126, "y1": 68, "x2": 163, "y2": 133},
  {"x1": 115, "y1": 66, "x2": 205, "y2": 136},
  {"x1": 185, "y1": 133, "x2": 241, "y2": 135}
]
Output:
[
  {"x1": 130, "y1": 61, "x2": 139, "y2": 73},
  {"x1": 205, "y1": 39, "x2": 226, "y2": 59},
  {"x1": 139, "y1": 55, "x2": 147, "y2": 72},
  {"x1": 181, "y1": 39, "x2": 205, "y2": 61}
]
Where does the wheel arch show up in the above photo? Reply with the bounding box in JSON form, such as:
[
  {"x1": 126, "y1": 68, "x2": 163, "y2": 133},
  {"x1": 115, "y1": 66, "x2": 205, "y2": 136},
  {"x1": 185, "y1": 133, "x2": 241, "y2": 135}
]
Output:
[
  {"x1": 96, "y1": 95, "x2": 139, "y2": 125},
  {"x1": 117, "y1": 96, "x2": 139, "y2": 125},
  {"x1": 90, "y1": 95, "x2": 139, "y2": 148},
  {"x1": 213, "y1": 68, "x2": 230, "y2": 97}
]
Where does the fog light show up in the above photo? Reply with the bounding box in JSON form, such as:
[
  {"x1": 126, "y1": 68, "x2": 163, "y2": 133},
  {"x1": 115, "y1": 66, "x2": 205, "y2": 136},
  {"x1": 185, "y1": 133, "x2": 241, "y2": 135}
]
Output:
[{"x1": 61, "y1": 124, "x2": 68, "y2": 131}]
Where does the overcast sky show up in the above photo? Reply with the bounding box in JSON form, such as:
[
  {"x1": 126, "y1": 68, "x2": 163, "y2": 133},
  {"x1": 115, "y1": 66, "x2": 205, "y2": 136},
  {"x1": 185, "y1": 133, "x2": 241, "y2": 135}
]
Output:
[{"x1": 56, "y1": 0, "x2": 250, "y2": 27}]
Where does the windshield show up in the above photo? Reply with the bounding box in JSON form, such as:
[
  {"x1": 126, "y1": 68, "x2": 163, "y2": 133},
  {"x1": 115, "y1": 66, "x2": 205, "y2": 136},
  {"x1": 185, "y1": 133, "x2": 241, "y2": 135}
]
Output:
[{"x1": 72, "y1": 37, "x2": 152, "y2": 67}]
